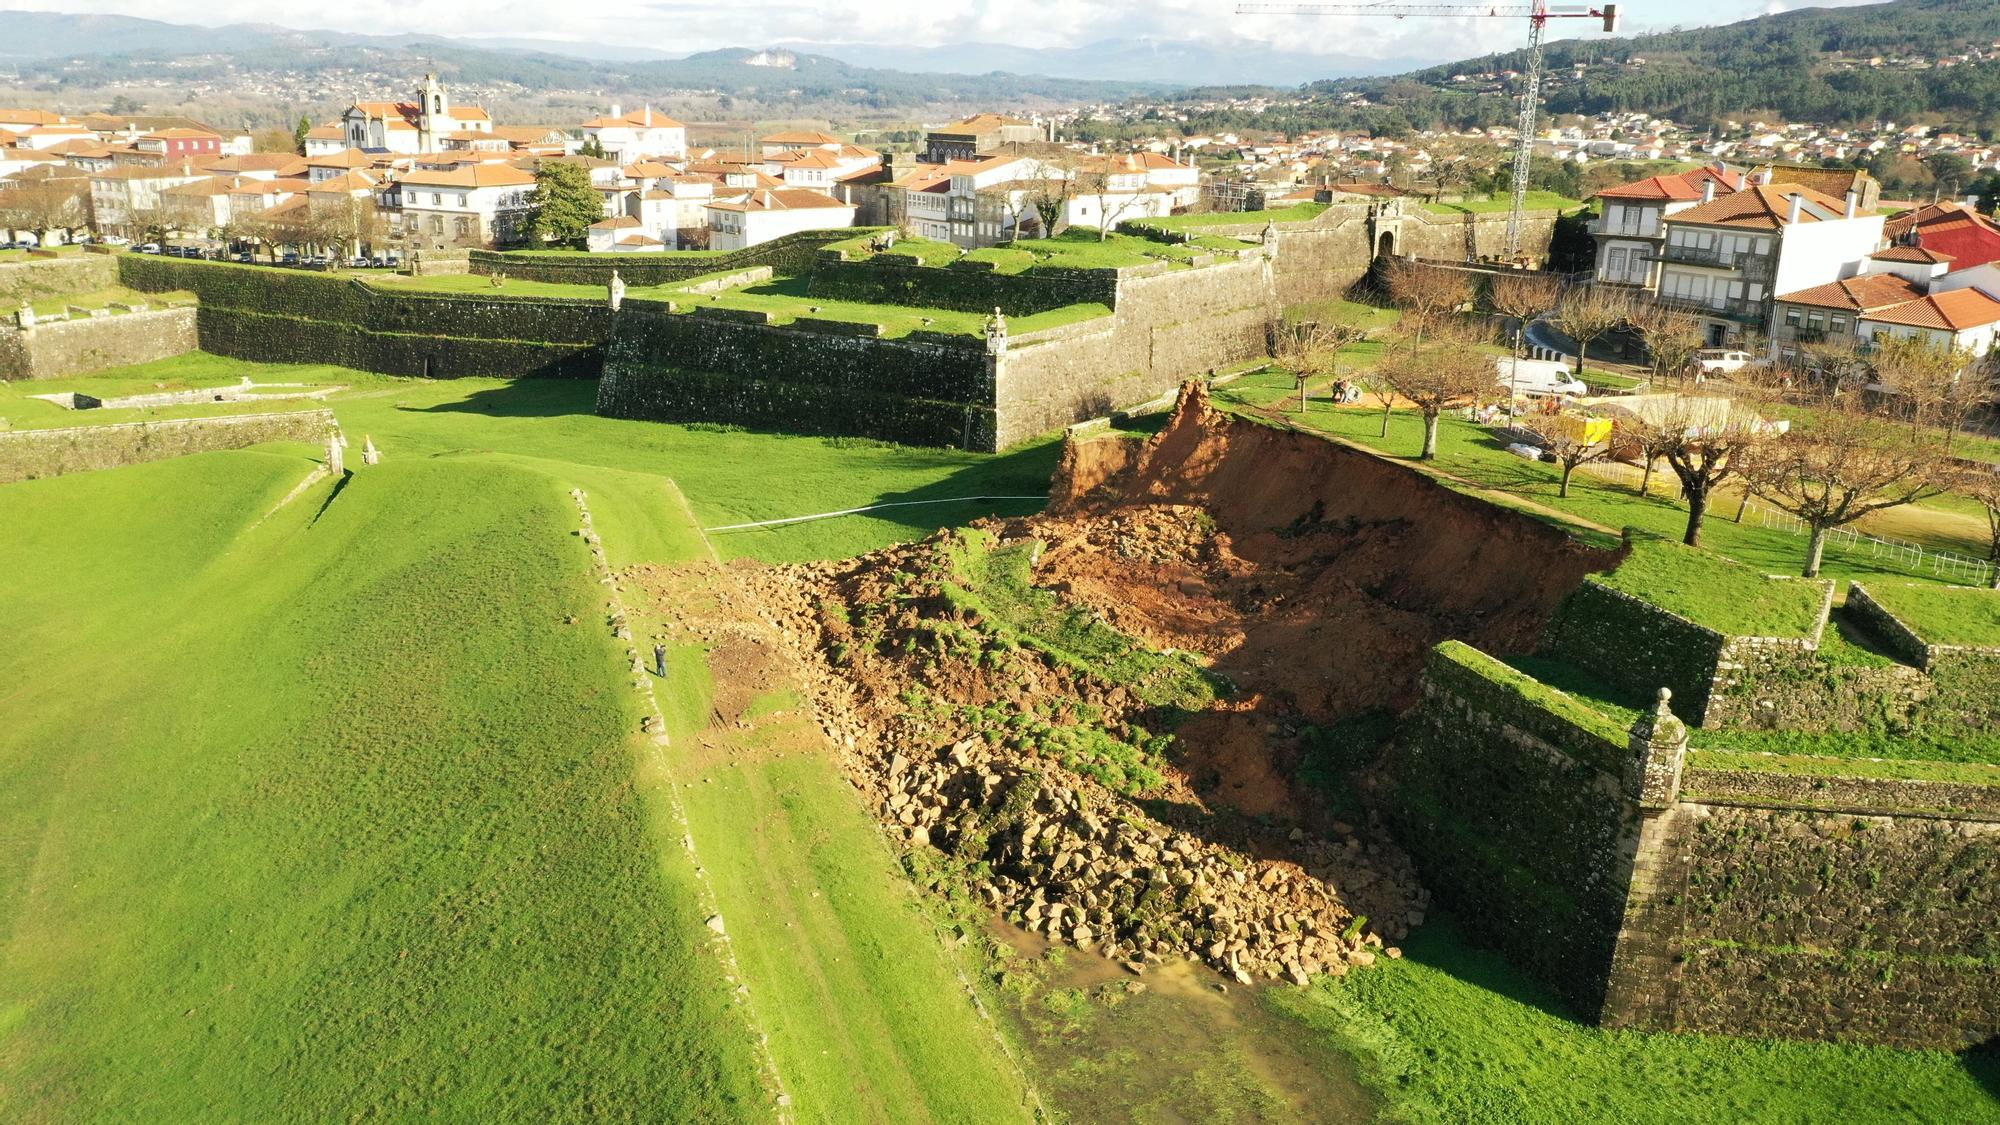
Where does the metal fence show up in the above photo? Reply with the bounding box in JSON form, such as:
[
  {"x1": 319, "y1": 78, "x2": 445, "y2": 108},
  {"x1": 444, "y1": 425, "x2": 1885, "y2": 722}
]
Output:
[{"x1": 1581, "y1": 459, "x2": 1997, "y2": 587}]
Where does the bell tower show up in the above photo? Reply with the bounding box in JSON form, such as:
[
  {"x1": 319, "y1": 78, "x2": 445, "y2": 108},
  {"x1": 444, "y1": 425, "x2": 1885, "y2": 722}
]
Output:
[{"x1": 417, "y1": 72, "x2": 450, "y2": 150}]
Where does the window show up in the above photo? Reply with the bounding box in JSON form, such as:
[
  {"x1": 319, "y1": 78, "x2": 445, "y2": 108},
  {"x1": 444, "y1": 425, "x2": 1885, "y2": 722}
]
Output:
[
  {"x1": 1784, "y1": 308, "x2": 1801, "y2": 327},
  {"x1": 1806, "y1": 312, "x2": 1825, "y2": 331},
  {"x1": 1830, "y1": 315, "x2": 1848, "y2": 333},
  {"x1": 1607, "y1": 248, "x2": 1628, "y2": 275}
]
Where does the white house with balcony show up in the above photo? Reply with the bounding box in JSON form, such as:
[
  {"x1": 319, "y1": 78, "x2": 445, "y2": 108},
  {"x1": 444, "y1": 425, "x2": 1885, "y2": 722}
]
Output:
[
  {"x1": 1652, "y1": 182, "x2": 1884, "y2": 345},
  {"x1": 1589, "y1": 164, "x2": 1738, "y2": 288}
]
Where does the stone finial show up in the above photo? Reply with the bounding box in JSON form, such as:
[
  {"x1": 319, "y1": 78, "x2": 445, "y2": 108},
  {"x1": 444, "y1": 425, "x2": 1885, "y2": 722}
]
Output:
[
  {"x1": 16, "y1": 302, "x2": 34, "y2": 329},
  {"x1": 984, "y1": 306, "x2": 1009, "y2": 354},
  {"x1": 1262, "y1": 220, "x2": 1280, "y2": 256},
  {"x1": 361, "y1": 435, "x2": 381, "y2": 465},
  {"x1": 607, "y1": 268, "x2": 626, "y2": 311},
  {"x1": 1627, "y1": 687, "x2": 1689, "y2": 809}
]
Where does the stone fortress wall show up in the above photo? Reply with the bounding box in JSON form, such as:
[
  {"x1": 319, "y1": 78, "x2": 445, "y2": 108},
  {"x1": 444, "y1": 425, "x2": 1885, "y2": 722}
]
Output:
[
  {"x1": 0, "y1": 407, "x2": 334, "y2": 484},
  {"x1": 119, "y1": 201, "x2": 1569, "y2": 453},
  {"x1": 1390, "y1": 628, "x2": 2000, "y2": 1049}
]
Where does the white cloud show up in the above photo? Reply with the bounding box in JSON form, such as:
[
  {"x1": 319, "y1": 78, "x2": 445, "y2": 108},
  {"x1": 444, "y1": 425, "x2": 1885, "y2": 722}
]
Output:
[{"x1": 0, "y1": 0, "x2": 1897, "y2": 63}]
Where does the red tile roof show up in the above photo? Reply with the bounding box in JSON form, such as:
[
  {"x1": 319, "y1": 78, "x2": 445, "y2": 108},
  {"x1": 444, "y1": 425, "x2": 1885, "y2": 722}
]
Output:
[
  {"x1": 1774, "y1": 273, "x2": 1923, "y2": 311},
  {"x1": 1869, "y1": 245, "x2": 1954, "y2": 264},
  {"x1": 1668, "y1": 183, "x2": 1850, "y2": 229},
  {"x1": 1863, "y1": 289, "x2": 2000, "y2": 332},
  {"x1": 1593, "y1": 163, "x2": 1736, "y2": 202}
]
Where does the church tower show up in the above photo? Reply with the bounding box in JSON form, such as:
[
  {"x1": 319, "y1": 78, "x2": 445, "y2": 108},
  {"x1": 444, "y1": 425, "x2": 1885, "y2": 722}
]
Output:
[{"x1": 417, "y1": 73, "x2": 451, "y2": 150}]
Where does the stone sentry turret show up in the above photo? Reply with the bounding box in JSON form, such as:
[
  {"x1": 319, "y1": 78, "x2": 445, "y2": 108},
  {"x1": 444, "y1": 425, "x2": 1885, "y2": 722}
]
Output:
[{"x1": 1626, "y1": 687, "x2": 1689, "y2": 808}]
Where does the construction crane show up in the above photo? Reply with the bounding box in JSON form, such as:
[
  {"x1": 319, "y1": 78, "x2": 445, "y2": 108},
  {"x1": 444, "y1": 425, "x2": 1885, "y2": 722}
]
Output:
[{"x1": 1237, "y1": 2, "x2": 1622, "y2": 261}]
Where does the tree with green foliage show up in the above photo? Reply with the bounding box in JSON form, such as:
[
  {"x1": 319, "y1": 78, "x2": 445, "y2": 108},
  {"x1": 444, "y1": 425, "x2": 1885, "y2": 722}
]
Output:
[
  {"x1": 578, "y1": 136, "x2": 609, "y2": 160},
  {"x1": 1925, "y1": 153, "x2": 1974, "y2": 199},
  {"x1": 521, "y1": 161, "x2": 603, "y2": 248},
  {"x1": 292, "y1": 115, "x2": 312, "y2": 156}
]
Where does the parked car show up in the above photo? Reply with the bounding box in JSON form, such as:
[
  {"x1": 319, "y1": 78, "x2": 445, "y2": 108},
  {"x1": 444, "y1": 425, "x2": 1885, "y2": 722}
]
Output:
[
  {"x1": 1695, "y1": 349, "x2": 1754, "y2": 376},
  {"x1": 101, "y1": 235, "x2": 130, "y2": 246}
]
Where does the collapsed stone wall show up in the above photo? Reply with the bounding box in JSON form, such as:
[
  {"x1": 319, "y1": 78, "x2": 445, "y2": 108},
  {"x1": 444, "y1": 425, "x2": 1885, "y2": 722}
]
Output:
[
  {"x1": 0, "y1": 407, "x2": 333, "y2": 483},
  {"x1": 1399, "y1": 645, "x2": 2000, "y2": 1049},
  {"x1": 0, "y1": 306, "x2": 197, "y2": 380}
]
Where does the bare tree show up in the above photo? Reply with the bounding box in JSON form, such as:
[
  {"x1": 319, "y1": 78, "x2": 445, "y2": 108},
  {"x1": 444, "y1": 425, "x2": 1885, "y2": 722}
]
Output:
[
  {"x1": 1521, "y1": 412, "x2": 1614, "y2": 498},
  {"x1": 1755, "y1": 400, "x2": 1946, "y2": 577},
  {"x1": 1958, "y1": 465, "x2": 2000, "y2": 589},
  {"x1": 1643, "y1": 396, "x2": 1768, "y2": 546},
  {"x1": 1631, "y1": 303, "x2": 1705, "y2": 387},
  {"x1": 1275, "y1": 314, "x2": 1370, "y2": 413},
  {"x1": 1377, "y1": 325, "x2": 1494, "y2": 459},
  {"x1": 1800, "y1": 333, "x2": 1870, "y2": 401},
  {"x1": 1384, "y1": 258, "x2": 1475, "y2": 347},
  {"x1": 0, "y1": 178, "x2": 89, "y2": 246},
  {"x1": 1553, "y1": 285, "x2": 1632, "y2": 375},
  {"x1": 1489, "y1": 272, "x2": 1567, "y2": 415},
  {"x1": 1871, "y1": 333, "x2": 1969, "y2": 438}
]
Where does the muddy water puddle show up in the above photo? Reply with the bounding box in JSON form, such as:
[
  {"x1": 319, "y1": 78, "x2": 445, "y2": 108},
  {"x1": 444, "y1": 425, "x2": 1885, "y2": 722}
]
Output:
[{"x1": 988, "y1": 919, "x2": 1378, "y2": 1123}]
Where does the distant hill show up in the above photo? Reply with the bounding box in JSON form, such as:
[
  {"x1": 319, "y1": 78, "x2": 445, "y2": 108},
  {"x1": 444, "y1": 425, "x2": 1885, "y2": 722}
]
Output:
[
  {"x1": 0, "y1": 12, "x2": 1171, "y2": 108},
  {"x1": 1323, "y1": 0, "x2": 2000, "y2": 129},
  {"x1": 793, "y1": 39, "x2": 1427, "y2": 89}
]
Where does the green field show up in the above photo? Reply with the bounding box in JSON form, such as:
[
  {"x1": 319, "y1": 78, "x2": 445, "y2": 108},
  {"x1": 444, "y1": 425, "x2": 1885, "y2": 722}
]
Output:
[
  {"x1": 1860, "y1": 581, "x2": 2000, "y2": 648},
  {"x1": 1421, "y1": 191, "x2": 1588, "y2": 216},
  {"x1": 0, "y1": 452, "x2": 768, "y2": 1119},
  {"x1": 1597, "y1": 533, "x2": 1829, "y2": 638},
  {"x1": 1280, "y1": 916, "x2": 1999, "y2": 1123},
  {"x1": 7, "y1": 357, "x2": 1999, "y2": 1120}
]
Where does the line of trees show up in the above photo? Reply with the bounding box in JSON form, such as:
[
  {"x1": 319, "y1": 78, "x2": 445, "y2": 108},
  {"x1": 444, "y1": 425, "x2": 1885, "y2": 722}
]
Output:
[{"x1": 1274, "y1": 261, "x2": 2000, "y2": 579}]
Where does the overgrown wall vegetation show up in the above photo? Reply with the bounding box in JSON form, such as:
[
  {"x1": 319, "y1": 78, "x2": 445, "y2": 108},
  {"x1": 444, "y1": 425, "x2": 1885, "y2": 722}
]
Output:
[
  {"x1": 1540, "y1": 579, "x2": 1728, "y2": 718},
  {"x1": 468, "y1": 229, "x2": 878, "y2": 287},
  {"x1": 0, "y1": 408, "x2": 332, "y2": 483},
  {"x1": 1394, "y1": 640, "x2": 2000, "y2": 1049},
  {"x1": 120, "y1": 256, "x2": 609, "y2": 378},
  {"x1": 1385, "y1": 642, "x2": 1641, "y2": 1017},
  {"x1": 807, "y1": 256, "x2": 1120, "y2": 315},
  {"x1": 0, "y1": 255, "x2": 120, "y2": 303},
  {"x1": 597, "y1": 305, "x2": 998, "y2": 449}
]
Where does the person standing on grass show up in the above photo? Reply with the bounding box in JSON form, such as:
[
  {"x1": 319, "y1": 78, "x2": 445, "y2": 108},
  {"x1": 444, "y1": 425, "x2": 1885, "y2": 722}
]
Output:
[{"x1": 653, "y1": 644, "x2": 667, "y2": 679}]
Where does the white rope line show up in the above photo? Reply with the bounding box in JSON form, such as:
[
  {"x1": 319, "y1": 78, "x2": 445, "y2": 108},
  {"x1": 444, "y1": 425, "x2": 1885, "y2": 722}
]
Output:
[{"x1": 703, "y1": 495, "x2": 1047, "y2": 532}]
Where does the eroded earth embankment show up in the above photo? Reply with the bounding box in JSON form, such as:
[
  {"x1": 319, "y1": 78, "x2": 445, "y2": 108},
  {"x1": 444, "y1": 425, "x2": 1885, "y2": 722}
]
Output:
[{"x1": 736, "y1": 382, "x2": 1624, "y2": 987}]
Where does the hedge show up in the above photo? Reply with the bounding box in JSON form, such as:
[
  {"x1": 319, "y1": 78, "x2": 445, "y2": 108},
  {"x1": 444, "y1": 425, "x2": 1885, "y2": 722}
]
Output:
[
  {"x1": 121, "y1": 255, "x2": 612, "y2": 378},
  {"x1": 806, "y1": 257, "x2": 1117, "y2": 316},
  {"x1": 606, "y1": 306, "x2": 993, "y2": 403},
  {"x1": 469, "y1": 228, "x2": 889, "y2": 286},
  {"x1": 596, "y1": 365, "x2": 996, "y2": 450}
]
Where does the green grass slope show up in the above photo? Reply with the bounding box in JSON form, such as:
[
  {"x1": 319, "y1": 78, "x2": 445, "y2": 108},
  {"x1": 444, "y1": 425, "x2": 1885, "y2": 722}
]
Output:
[
  {"x1": 0, "y1": 452, "x2": 764, "y2": 1120},
  {"x1": 1276, "y1": 917, "x2": 2000, "y2": 1124}
]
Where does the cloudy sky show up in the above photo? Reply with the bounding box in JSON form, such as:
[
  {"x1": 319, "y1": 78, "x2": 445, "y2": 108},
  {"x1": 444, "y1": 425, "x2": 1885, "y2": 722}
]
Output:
[{"x1": 16, "y1": 0, "x2": 1892, "y2": 64}]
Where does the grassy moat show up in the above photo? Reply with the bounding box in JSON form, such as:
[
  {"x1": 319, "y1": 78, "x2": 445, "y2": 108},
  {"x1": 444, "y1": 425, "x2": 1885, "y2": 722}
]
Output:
[{"x1": 3, "y1": 354, "x2": 1996, "y2": 1121}]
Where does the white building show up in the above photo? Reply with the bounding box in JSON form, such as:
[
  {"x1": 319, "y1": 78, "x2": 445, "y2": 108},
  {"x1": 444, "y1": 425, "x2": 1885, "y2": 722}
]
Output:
[
  {"x1": 1654, "y1": 182, "x2": 1885, "y2": 345},
  {"x1": 343, "y1": 75, "x2": 492, "y2": 154},
  {"x1": 705, "y1": 188, "x2": 855, "y2": 250},
  {"x1": 580, "y1": 106, "x2": 686, "y2": 163},
  {"x1": 391, "y1": 164, "x2": 537, "y2": 248}
]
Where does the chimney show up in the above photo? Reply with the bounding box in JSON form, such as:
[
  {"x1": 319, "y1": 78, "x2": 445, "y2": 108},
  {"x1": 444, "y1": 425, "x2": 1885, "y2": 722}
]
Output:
[
  {"x1": 1845, "y1": 189, "x2": 1858, "y2": 219},
  {"x1": 1702, "y1": 179, "x2": 1716, "y2": 204},
  {"x1": 1756, "y1": 166, "x2": 1774, "y2": 186},
  {"x1": 643, "y1": 105, "x2": 652, "y2": 126},
  {"x1": 1787, "y1": 193, "x2": 1803, "y2": 224},
  {"x1": 610, "y1": 103, "x2": 622, "y2": 119},
  {"x1": 1736, "y1": 170, "x2": 1747, "y2": 190}
]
